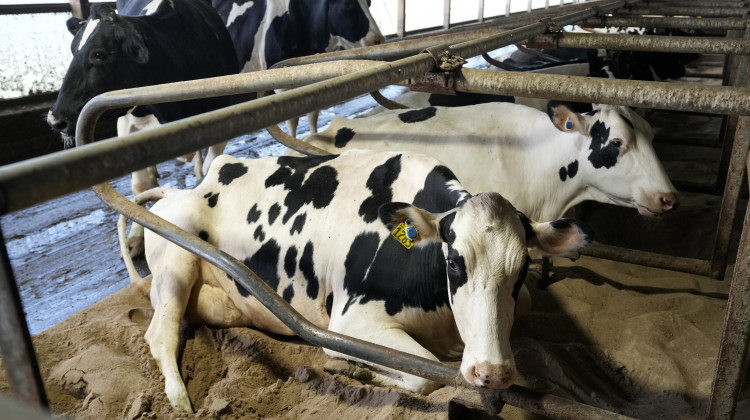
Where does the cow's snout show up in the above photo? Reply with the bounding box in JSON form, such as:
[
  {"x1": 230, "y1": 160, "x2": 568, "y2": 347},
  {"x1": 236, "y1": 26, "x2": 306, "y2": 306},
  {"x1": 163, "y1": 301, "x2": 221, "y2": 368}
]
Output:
[
  {"x1": 465, "y1": 361, "x2": 515, "y2": 389},
  {"x1": 660, "y1": 192, "x2": 680, "y2": 213},
  {"x1": 46, "y1": 110, "x2": 68, "y2": 132}
]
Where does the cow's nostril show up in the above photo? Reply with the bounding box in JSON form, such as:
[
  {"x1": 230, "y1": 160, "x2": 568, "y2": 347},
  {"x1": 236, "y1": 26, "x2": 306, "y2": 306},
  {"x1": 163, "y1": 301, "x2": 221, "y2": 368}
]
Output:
[{"x1": 661, "y1": 196, "x2": 680, "y2": 212}]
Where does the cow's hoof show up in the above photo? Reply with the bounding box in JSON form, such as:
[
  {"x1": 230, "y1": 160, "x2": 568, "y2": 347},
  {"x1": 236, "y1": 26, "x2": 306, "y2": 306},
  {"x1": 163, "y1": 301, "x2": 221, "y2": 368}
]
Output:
[
  {"x1": 127, "y1": 236, "x2": 146, "y2": 259},
  {"x1": 323, "y1": 358, "x2": 374, "y2": 382}
]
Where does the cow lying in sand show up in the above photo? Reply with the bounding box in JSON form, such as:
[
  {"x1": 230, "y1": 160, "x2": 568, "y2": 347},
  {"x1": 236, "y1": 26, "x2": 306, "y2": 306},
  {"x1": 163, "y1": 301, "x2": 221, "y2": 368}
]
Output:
[
  {"x1": 297, "y1": 102, "x2": 679, "y2": 221},
  {"x1": 120, "y1": 150, "x2": 592, "y2": 412}
]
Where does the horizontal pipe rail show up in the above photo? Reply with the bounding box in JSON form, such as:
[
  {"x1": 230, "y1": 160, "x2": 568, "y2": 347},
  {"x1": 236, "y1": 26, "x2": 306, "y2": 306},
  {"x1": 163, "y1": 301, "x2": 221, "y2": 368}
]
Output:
[
  {"x1": 525, "y1": 32, "x2": 750, "y2": 55},
  {"x1": 0, "y1": 0, "x2": 632, "y2": 215},
  {"x1": 582, "y1": 16, "x2": 750, "y2": 30},
  {"x1": 616, "y1": 6, "x2": 749, "y2": 16},
  {"x1": 580, "y1": 244, "x2": 710, "y2": 275},
  {"x1": 417, "y1": 67, "x2": 750, "y2": 115}
]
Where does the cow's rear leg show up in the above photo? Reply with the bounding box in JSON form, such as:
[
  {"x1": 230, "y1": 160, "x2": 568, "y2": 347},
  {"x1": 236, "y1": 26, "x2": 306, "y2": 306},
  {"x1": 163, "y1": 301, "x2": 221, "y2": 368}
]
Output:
[
  {"x1": 145, "y1": 247, "x2": 201, "y2": 413},
  {"x1": 118, "y1": 113, "x2": 162, "y2": 258},
  {"x1": 325, "y1": 322, "x2": 442, "y2": 394}
]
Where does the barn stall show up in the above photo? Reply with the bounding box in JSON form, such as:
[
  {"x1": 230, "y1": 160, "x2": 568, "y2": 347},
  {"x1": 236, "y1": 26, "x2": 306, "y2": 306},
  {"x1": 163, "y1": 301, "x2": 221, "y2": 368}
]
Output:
[{"x1": 1, "y1": 0, "x2": 749, "y2": 418}]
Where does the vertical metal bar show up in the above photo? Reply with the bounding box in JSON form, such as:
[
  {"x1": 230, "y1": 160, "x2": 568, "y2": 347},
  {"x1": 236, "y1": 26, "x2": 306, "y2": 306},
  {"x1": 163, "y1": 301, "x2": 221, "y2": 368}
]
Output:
[
  {"x1": 706, "y1": 156, "x2": 750, "y2": 419},
  {"x1": 506, "y1": 0, "x2": 511, "y2": 17},
  {"x1": 718, "y1": 28, "x2": 749, "y2": 195},
  {"x1": 68, "y1": 0, "x2": 89, "y2": 19},
  {"x1": 478, "y1": 0, "x2": 484, "y2": 23},
  {"x1": 710, "y1": 115, "x2": 750, "y2": 279},
  {"x1": 528, "y1": 0, "x2": 532, "y2": 13},
  {"x1": 711, "y1": 26, "x2": 750, "y2": 279},
  {"x1": 0, "y1": 224, "x2": 48, "y2": 408},
  {"x1": 444, "y1": 0, "x2": 451, "y2": 30},
  {"x1": 397, "y1": 0, "x2": 405, "y2": 38}
]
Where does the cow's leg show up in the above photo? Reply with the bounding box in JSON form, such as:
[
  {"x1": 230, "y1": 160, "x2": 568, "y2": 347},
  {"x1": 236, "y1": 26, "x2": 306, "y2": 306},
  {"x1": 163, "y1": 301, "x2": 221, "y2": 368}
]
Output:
[
  {"x1": 285, "y1": 117, "x2": 299, "y2": 138},
  {"x1": 192, "y1": 151, "x2": 204, "y2": 182},
  {"x1": 144, "y1": 247, "x2": 200, "y2": 413},
  {"x1": 117, "y1": 113, "x2": 161, "y2": 258},
  {"x1": 326, "y1": 318, "x2": 442, "y2": 394},
  {"x1": 307, "y1": 111, "x2": 319, "y2": 134},
  {"x1": 202, "y1": 141, "x2": 228, "y2": 177}
]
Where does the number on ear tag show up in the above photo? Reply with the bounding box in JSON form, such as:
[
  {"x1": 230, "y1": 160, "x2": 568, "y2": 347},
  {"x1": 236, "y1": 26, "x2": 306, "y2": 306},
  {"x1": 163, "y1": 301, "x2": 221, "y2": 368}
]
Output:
[{"x1": 392, "y1": 222, "x2": 415, "y2": 249}]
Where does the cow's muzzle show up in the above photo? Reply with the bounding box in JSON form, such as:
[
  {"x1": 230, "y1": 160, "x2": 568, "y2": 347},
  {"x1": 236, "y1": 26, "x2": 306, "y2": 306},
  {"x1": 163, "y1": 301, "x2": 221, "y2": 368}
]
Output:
[
  {"x1": 464, "y1": 361, "x2": 515, "y2": 389},
  {"x1": 46, "y1": 110, "x2": 75, "y2": 148}
]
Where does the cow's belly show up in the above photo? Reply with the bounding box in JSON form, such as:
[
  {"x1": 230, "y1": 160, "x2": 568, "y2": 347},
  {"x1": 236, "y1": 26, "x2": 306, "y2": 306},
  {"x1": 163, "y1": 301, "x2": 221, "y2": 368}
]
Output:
[{"x1": 203, "y1": 260, "x2": 331, "y2": 336}]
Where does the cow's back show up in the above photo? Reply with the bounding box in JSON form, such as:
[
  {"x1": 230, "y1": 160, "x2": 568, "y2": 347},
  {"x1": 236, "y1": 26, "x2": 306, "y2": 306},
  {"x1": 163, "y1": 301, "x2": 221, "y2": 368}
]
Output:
[
  {"x1": 146, "y1": 151, "x2": 462, "y2": 335},
  {"x1": 304, "y1": 103, "x2": 561, "y2": 203}
]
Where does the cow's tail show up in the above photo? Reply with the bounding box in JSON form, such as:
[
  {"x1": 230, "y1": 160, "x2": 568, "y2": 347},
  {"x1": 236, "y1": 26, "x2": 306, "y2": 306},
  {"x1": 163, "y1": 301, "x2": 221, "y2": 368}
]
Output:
[{"x1": 117, "y1": 187, "x2": 174, "y2": 297}]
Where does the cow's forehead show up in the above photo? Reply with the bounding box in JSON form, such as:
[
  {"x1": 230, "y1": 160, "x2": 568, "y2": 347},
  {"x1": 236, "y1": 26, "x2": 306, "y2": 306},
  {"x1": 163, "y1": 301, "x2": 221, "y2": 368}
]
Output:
[
  {"x1": 590, "y1": 106, "x2": 643, "y2": 138},
  {"x1": 76, "y1": 18, "x2": 101, "y2": 51},
  {"x1": 450, "y1": 193, "x2": 526, "y2": 254}
]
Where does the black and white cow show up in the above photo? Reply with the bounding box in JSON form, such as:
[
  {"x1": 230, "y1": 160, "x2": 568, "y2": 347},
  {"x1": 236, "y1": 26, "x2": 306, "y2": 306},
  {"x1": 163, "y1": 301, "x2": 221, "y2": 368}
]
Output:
[
  {"x1": 47, "y1": 0, "x2": 382, "y2": 256},
  {"x1": 47, "y1": 0, "x2": 383, "y2": 157},
  {"x1": 212, "y1": 0, "x2": 383, "y2": 72},
  {"x1": 300, "y1": 102, "x2": 679, "y2": 221},
  {"x1": 122, "y1": 149, "x2": 592, "y2": 412},
  {"x1": 46, "y1": 0, "x2": 239, "y2": 192}
]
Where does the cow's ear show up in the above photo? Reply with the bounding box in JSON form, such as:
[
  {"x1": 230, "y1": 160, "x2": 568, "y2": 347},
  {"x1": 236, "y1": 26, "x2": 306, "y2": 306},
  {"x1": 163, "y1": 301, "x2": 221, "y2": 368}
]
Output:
[
  {"x1": 547, "y1": 101, "x2": 587, "y2": 134},
  {"x1": 66, "y1": 17, "x2": 85, "y2": 35},
  {"x1": 520, "y1": 213, "x2": 593, "y2": 257},
  {"x1": 90, "y1": 3, "x2": 118, "y2": 22},
  {"x1": 378, "y1": 202, "x2": 443, "y2": 244}
]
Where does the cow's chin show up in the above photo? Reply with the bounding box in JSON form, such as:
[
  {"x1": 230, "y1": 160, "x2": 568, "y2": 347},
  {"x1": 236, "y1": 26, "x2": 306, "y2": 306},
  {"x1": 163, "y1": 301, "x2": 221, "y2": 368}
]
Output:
[
  {"x1": 59, "y1": 131, "x2": 76, "y2": 149},
  {"x1": 636, "y1": 203, "x2": 663, "y2": 217}
]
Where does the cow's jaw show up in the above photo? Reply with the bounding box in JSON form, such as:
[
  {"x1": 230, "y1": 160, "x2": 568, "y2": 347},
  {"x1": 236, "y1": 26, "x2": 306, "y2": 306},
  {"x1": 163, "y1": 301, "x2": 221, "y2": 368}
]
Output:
[{"x1": 46, "y1": 110, "x2": 76, "y2": 148}]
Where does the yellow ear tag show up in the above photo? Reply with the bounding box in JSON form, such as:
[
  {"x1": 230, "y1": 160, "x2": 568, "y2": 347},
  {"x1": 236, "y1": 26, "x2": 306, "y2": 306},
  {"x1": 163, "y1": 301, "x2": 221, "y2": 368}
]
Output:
[{"x1": 392, "y1": 222, "x2": 415, "y2": 249}]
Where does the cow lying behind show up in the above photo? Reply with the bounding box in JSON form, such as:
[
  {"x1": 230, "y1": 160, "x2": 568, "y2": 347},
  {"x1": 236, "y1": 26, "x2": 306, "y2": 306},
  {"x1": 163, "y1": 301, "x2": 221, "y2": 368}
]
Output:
[
  {"x1": 299, "y1": 102, "x2": 679, "y2": 222},
  {"x1": 121, "y1": 150, "x2": 592, "y2": 412}
]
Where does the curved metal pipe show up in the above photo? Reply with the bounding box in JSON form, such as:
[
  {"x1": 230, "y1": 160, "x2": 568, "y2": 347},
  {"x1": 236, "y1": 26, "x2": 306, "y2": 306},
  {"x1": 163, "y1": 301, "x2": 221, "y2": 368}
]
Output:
[
  {"x1": 369, "y1": 90, "x2": 411, "y2": 110},
  {"x1": 74, "y1": 60, "x2": 391, "y2": 148}
]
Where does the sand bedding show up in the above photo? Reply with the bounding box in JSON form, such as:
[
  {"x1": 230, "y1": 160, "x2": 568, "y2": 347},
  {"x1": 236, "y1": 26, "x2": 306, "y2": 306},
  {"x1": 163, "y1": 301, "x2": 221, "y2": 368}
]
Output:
[{"x1": 1, "y1": 250, "x2": 746, "y2": 419}]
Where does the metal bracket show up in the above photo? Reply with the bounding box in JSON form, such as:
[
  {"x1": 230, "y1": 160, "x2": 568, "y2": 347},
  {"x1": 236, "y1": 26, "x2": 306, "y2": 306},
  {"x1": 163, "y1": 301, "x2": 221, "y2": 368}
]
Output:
[
  {"x1": 404, "y1": 72, "x2": 457, "y2": 96},
  {"x1": 422, "y1": 44, "x2": 467, "y2": 72},
  {"x1": 539, "y1": 18, "x2": 562, "y2": 34}
]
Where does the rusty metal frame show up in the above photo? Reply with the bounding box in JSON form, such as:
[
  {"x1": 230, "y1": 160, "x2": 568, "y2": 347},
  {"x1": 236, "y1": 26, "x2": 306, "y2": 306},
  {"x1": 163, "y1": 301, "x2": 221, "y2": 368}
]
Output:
[
  {"x1": 0, "y1": 0, "x2": 749, "y2": 418},
  {"x1": 707, "y1": 152, "x2": 750, "y2": 419}
]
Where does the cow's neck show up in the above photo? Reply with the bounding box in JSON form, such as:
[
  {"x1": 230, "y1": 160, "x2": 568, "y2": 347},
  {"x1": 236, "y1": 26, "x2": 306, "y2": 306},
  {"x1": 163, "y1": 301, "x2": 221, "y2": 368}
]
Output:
[{"x1": 487, "y1": 130, "x2": 592, "y2": 221}]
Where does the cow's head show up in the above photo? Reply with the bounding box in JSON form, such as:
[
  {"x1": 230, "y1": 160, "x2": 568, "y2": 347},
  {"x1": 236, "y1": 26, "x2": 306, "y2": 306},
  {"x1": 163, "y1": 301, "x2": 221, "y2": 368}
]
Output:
[
  {"x1": 380, "y1": 193, "x2": 592, "y2": 389},
  {"x1": 547, "y1": 101, "x2": 679, "y2": 216},
  {"x1": 47, "y1": 3, "x2": 158, "y2": 147},
  {"x1": 326, "y1": 0, "x2": 384, "y2": 51}
]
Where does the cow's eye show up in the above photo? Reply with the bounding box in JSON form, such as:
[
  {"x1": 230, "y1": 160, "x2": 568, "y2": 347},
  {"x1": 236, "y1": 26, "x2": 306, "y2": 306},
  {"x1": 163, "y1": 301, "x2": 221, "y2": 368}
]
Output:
[
  {"x1": 446, "y1": 259, "x2": 458, "y2": 271},
  {"x1": 93, "y1": 51, "x2": 107, "y2": 61},
  {"x1": 610, "y1": 138, "x2": 623, "y2": 148}
]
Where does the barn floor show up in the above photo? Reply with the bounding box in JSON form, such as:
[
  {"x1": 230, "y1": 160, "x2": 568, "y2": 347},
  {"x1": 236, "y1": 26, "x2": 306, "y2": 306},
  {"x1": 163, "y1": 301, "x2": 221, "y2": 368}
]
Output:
[{"x1": 1, "y1": 54, "x2": 749, "y2": 419}]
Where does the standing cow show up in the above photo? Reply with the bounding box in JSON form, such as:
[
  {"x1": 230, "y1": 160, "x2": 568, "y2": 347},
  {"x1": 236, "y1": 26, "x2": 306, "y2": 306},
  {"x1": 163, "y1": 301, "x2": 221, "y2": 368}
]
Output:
[
  {"x1": 47, "y1": 0, "x2": 383, "y2": 256},
  {"x1": 298, "y1": 102, "x2": 679, "y2": 221},
  {"x1": 46, "y1": 0, "x2": 239, "y2": 192},
  {"x1": 122, "y1": 149, "x2": 592, "y2": 412}
]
